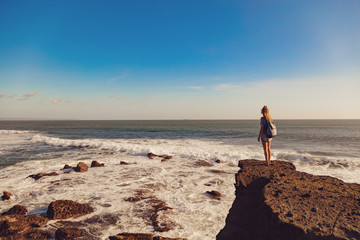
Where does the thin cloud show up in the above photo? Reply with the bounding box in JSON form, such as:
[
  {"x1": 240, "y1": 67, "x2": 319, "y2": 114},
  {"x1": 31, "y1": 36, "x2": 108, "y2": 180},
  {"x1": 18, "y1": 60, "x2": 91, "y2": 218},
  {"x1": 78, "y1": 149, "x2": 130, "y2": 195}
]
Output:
[
  {"x1": 52, "y1": 98, "x2": 63, "y2": 104},
  {"x1": 24, "y1": 92, "x2": 38, "y2": 97},
  {"x1": 188, "y1": 86, "x2": 203, "y2": 90},
  {"x1": 118, "y1": 95, "x2": 124, "y2": 100},
  {"x1": 0, "y1": 93, "x2": 6, "y2": 98}
]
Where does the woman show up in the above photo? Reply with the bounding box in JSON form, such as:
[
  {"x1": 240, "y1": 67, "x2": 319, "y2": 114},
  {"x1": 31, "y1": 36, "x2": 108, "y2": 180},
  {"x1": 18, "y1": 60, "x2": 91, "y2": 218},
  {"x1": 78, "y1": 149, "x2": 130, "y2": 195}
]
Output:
[{"x1": 258, "y1": 106, "x2": 273, "y2": 166}]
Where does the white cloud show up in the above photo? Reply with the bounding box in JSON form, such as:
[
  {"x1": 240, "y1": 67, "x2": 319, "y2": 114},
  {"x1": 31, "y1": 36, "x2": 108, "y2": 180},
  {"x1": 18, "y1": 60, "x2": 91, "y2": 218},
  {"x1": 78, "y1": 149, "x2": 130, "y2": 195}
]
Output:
[
  {"x1": 52, "y1": 98, "x2": 63, "y2": 104},
  {"x1": 0, "y1": 92, "x2": 6, "y2": 98},
  {"x1": 24, "y1": 92, "x2": 38, "y2": 97}
]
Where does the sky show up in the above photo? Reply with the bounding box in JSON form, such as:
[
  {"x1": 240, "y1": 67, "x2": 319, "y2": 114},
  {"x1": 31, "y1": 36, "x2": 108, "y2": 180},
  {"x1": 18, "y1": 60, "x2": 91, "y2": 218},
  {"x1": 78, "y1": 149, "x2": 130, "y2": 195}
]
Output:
[{"x1": 0, "y1": 0, "x2": 359, "y2": 120}]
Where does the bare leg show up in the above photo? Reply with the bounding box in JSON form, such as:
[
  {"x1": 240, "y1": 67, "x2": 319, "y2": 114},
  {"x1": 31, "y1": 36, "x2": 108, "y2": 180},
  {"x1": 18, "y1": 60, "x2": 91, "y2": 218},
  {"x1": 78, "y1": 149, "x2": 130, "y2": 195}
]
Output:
[
  {"x1": 266, "y1": 141, "x2": 271, "y2": 165},
  {"x1": 261, "y1": 141, "x2": 268, "y2": 165}
]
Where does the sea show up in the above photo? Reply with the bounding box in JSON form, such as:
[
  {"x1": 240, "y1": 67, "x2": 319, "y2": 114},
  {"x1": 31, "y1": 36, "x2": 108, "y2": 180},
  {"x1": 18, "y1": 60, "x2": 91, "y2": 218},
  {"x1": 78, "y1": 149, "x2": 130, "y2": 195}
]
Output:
[{"x1": 0, "y1": 120, "x2": 359, "y2": 239}]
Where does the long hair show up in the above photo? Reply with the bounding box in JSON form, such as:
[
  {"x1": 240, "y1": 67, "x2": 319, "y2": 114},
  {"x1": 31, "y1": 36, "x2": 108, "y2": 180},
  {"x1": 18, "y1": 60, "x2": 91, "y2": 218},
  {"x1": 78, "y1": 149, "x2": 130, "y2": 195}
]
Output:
[{"x1": 262, "y1": 106, "x2": 272, "y2": 122}]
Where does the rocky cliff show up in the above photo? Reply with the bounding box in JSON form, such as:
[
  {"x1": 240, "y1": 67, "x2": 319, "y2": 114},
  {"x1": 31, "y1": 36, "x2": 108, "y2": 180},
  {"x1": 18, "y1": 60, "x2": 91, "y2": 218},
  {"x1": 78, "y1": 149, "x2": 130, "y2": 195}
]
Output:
[{"x1": 217, "y1": 159, "x2": 360, "y2": 240}]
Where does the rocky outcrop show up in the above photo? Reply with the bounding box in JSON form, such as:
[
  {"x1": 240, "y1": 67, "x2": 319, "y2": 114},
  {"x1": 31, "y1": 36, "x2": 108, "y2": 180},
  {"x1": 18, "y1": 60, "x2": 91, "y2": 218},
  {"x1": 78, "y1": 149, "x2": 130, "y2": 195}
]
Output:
[
  {"x1": 0, "y1": 212, "x2": 49, "y2": 238},
  {"x1": 109, "y1": 232, "x2": 187, "y2": 240},
  {"x1": 2, "y1": 205, "x2": 28, "y2": 215},
  {"x1": 91, "y1": 161, "x2": 105, "y2": 167},
  {"x1": 147, "y1": 152, "x2": 173, "y2": 162},
  {"x1": 55, "y1": 227, "x2": 84, "y2": 240},
  {"x1": 74, "y1": 162, "x2": 89, "y2": 172},
  {"x1": 217, "y1": 159, "x2": 360, "y2": 240},
  {"x1": 28, "y1": 172, "x2": 59, "y2": 180},
  {"x1": 47, "y1": 200, "x2": 94, "y2": 220},
  {"x1": 206, "y1": 190, "x2": 221, "y2": 200},
  {"x1": 1, "y1": 191, "x2": 12, "y2": 201}
]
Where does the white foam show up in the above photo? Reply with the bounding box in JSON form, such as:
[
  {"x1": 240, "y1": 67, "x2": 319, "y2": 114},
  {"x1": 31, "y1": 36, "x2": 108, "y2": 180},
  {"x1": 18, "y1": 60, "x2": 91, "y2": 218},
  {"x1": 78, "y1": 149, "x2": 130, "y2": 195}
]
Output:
[{"x1": 0, "y1": 130, "x2": 38, "y2": 134}]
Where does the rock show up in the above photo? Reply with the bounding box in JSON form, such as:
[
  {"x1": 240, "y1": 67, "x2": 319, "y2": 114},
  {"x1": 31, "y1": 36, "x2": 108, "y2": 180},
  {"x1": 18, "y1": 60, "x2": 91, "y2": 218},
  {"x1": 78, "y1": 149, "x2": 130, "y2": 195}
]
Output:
[
  {"x1": 215, "y1": 159, "x2": 221, "y2": 163},
  {"x1": 74, "y1": 162, "x2": 88, "y2": 172},
  {"x1": 120, "y1": 161, "x2": 130, "y2": 165},
  {"x1": 206, "y1": 190, "x2": 221, "y2": 199},
  {"x1": 147, "y1": 152, "x2": 158, "y2": 159},
  {"x1": 194, "y1": 160, "x2": 214, "y2": 167},
  {"x1": 47, "y1": 200, "x2": 94, "y2": 220},
  {"x1": 217, "y1": 159, "x2": 360, "y2": 240},
  {"x1": 55, "y1": 227, "x2": 84, "y2": 240},
  {"x1": 210, "y1": 169, "x2": 227, "y2": 174},
  {"x1": 25, "y1": 229, "x2": 52, "y2": 239},
  {"x1": 1, "y1": 191, "x2": 12, "y2": 201},
  {"x1": 62, "y1": 164, "x2": 74, "y2": 170},
  {"x1": 91, "y1": 160, "x2": 105, "y2": 167},
  {"x1": 0, "y1": 214, "x2": 49, "y2": 237},
  {"x1": 28, "y1": 172, "x2": 59, "y2": 180},
  {"x1": 2, "y1": 205, "x2": 28, "y2": 215},
  {"x1": 109, "y1": 233, "x2": 187, "y2": 240},
  {"x1": 159, "y1": 155, "x2": 172, "y2": 160}
]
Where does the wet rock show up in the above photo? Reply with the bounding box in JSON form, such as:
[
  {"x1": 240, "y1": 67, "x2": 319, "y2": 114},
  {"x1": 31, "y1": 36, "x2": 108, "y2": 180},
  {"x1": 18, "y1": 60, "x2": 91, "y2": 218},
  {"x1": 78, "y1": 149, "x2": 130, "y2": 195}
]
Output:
[
  {"x1": 109, "y1": 233, "x2": 188, "y2": 240},
  {"x1": 120, "y1": 161, "x2": 130, "y2": 165},
  {"x1": 47, "y1": 200, "x2": 94, "y2": 220},
  {"x1": 147, "y1": 152, "x2": 158, "y2": 159},
  {"x1": 2, "y1": 205, "x2": 28, "y2": 215},
  {"x1": 210, "y1": 169, "x2": 227, "y2": 174},
  {"x1": 206, "y1": 190, "x2": 221, "y2": 200},
  {"x1": 0, "y1": 214, "x2": 49, "y2": 237},
  {"x1": 1, "y1": 191, "x2": 12, "y2": 201},
  {"x1": 215, "y1": 159, "x2": 221, "y2": 163},
  {"x1": 55, "y1": 227, "x2": 84, "y2": 240},
  {"x1": 91, "y1": 160, "x2": 105, "y2": 167},
  {"x1": 62, "y1": 164, "x2": 74, "y2": 170},
  {"x1": 74, "y1": 162, "x2": 88, "y2": 172},
  {"x1": 159, "y1": 155, "x2": 172, "y2": 160},
  {"x1": 25, "y1": 229, "x2": 52, "y2": 239},
  {"x1": 193, "y1": 160, "x2": 214, "y2": 167},
  {"x1": 217, "y1": 159, "x2": 360, "y2": 240},
  {"x1": 28, "y1": 172, "x2": 59, "y2": 180}
]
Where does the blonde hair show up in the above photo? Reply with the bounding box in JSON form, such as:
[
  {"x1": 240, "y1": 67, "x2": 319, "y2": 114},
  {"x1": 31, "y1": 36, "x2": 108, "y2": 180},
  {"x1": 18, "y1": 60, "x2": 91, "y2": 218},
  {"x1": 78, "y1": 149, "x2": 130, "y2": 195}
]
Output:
[{"x1": 262, "y1": 106, "x2": 272, "y2": 122}]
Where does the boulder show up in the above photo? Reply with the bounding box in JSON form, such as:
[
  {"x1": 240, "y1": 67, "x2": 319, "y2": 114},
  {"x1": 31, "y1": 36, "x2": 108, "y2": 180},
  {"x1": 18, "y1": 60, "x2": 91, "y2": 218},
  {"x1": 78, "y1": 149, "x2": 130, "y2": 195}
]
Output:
[
  {"x1": 62, "y1": 164, "x2": 73, "y2": 170},
  {"x1": 74, "y1": 162, "x2": 88, "y2": 172},
  {"x1": 91, "y1": 161, "x2": 105, "y2": 167},
  {"x1": 47, "y1": 200, "x2": 94, "y2": 220},
  {"x1": 217, "y1": 159, "x2": 360, "y2": 240},
  {"x1": 206, "y1": 190, "x2": 221, "y2": 200},
  {"x1": 1, "y1": 191, "x2": 12, "y2": 201},
  {"x1": 0, "y1": 214, "x2": 48, "y2": 237},
  {"x1": 55, "y1": 227, "x2": 84, "y2": 240},
  {"x1": 120, "y1": 161, "x2": 130, "y2": 165},
  {"x1": 147, "y1": 152, "x2": 158, "y2": 159},
  {"x1": 2, "y1": 205, "x2": 28, "y2": 215}
]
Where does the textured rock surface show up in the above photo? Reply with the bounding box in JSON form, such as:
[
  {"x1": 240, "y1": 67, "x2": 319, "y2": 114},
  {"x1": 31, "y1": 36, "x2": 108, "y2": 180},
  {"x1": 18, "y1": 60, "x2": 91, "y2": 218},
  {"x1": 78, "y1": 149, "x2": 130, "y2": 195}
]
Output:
[
  {"x1": 0, "y1": 214, "x2": 49, "y2": 237},
  {"x1": 217, "y1": 159, "x2": 360, "y2": 240},
  {"x1": 47, "y1": 200, "x2": 94, "y2": 220},
  {"x1": 109, "y1": 232, "x2": 187, "y2": 240},
  {"x1": 55, "y1": 227, "x2": 84, "y2": 240},
  {"x1": 2, "y1": 205, "x2": 28, "y2": 215},
  {"x1": 74, "y1": 162, "x2": 89, "y2": 172}
]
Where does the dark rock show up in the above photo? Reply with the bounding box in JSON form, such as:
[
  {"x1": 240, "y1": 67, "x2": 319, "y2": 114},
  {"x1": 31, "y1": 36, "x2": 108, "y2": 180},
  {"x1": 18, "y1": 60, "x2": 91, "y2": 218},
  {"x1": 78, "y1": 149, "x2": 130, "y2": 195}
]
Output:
[
  {"x1": 25, "y1": 229, "x2": 52, "y2": 239},
  {"x1": 215, "y1": 159, "x2": 221, "y2": 163},
  {"x1": 47, "y1": 200, "x2": 94, "y2": 220},
  {"x1": 0, "y1": 214, "x2": 48, "y2": 237},
  {"x1": 210, "y1": 169, "x2": 227, "y2": 174},
  {"x1": 2, "y1": 205, "x2": 28, "y2": 215},
  {"x1": 109, "y1": 233, "x2": 187, "y2": 240},
  {"x1": 28, "y1": 172, "x2": 59, "y2": 180},
  {"x1": 55, "y1": 227, "x2": 84, "y2": 240},
  {"x1": 91, "y1": 160, "x2": 105, "y2": 167},
  {"x1": 120, "y1": 161, "x2": 130, "y2": 165},
  {"x1": 62, "y1": 164, "x2": 73, "y2": 170},
  {"x1": 74, "y1": 162, "x2": 88, "y2": 172},
  {"x1": 217, "y1": 159, "x2": 360, "y2": 240},
  {"x1": 159, "y1": 155, "x2": 172, "y2": 160},
  {"x1": 147, "y1": 152, "x2": 158, "y2": 159},
  {"x1": 206, "y1": 190, "x2": 221, "y2": 199},
  {"x1": 1, "y1": 191, "x2": 12, "y2": 201}
]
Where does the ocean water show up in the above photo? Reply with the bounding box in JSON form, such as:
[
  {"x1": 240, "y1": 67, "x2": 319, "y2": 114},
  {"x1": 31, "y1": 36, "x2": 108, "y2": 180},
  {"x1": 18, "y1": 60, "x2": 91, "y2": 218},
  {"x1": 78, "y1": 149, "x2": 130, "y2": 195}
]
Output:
[{"x1": 0, "y1": 120, "x2": 359, "y2": 239}]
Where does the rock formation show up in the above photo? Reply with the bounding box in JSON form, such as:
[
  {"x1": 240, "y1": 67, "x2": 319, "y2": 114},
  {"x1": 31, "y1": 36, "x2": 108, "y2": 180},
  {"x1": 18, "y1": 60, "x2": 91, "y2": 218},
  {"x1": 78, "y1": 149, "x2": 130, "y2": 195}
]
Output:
[
  {"x1": 74, "y1": 162, "x2": 89, "y2": 172},
  {"x1": 47, "y1": 200, "x2": 94, "y2": 220},
  {"x1": 28, "y1": 172, "x2": 59, "y2": 180},
  {"x1": 1, "y1": 191, "x2": 12, "y2": 201},
  {"x1": 217, "y1": 159, "x2": 360, "y2": 240},
  {"x1": 55, "y1": 227, "x2": 84, "y2": 240},
  {"x1": 109, "y1": 232, "x2": 187, "y2": 240},
  {"x1": 91, "y1": 160, "x2": 105, "y2": 167}
]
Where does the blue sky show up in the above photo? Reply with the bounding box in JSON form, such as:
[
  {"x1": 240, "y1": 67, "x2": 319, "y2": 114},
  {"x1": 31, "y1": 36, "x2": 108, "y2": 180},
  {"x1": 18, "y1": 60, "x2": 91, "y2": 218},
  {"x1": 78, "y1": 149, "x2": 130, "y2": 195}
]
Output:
[{"x1": 1, "y1": 0, "x2": 359, "y2": 119}]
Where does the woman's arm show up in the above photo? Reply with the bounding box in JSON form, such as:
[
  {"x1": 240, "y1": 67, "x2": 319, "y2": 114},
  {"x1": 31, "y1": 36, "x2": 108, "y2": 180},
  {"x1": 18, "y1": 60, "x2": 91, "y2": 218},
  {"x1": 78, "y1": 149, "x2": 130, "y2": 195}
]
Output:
[{"x1": 258, "y1": 117, "x2": 263, "y2": 142}]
